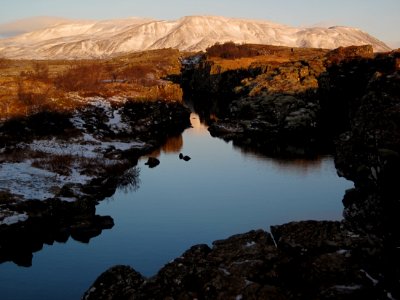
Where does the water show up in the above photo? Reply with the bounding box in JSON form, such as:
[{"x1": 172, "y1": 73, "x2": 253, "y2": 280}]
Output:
[{"x1": 0, "y1": 113, "x2": 353, "y2": 300}]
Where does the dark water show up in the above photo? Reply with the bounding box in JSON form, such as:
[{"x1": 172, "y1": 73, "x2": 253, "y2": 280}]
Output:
[{"x1": 0, "y1": 113, "x2": 353, "y2": 300}]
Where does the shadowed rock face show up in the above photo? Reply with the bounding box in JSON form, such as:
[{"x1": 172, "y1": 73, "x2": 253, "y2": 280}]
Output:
[
  {"x1": 82, "y1": 265, "x2": 145, "y2": 300},
  {"x1": 184, "y1": 45, "x2": 398, "y2": 159},
  {"x1": 83, "y1": 225, "x2": 384, "y2": 300},
  {"x1": 83, "y1": 46, "x2": 400, "y2": 299}
]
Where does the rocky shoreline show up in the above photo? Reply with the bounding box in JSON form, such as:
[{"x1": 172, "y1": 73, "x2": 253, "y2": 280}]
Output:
[
  {"x1": 82, "y1": 45, "x2": 400, "y2": 299},
  {"x1": 0, "y1": 97, "x2": 190, "y2": 266},
  {"x1": 82, "y1": 223, "x2": 385, "y2": 300}
]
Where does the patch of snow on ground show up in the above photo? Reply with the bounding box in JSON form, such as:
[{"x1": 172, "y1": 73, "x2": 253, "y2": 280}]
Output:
[
  {"x1": 30, "y1": 136, "x2": 146, "y2": 158},
  {"x1": 244, "y1": 241, "x2": 256, "y2": 248},
  {"x1": 30, "y1": 138, "x2": 100, "y2": 158},
  {"x1": 72, "y1": 97, "x2": 131, "y2": 134},
  {"x1": 0, "y1": 161, "x2": 61, "y2": 200},
  {"x1": 0, "y1": 160, "x2": 95, "y2": 202},
  {"x1": 360, "y1": 269, "x2": 379, "y2": 286},
  {"x1": 107, "y1": 108, "x2": 132, "y2": 134},
  {"x1": 89, "y1": 98, "x2": 131, "y2": 134},
  {"x1": 63, "y1": 166, "x2": 93, "y2": 185},
  {"x1": 387, "y1": 292, "x2": 395, "y2": 300},
  {"x1": 0, "y1": 210, "x2": 29, "y2": 226},
  {"x1": 82, "y1": 133, "x2": 100, "y2": 143},
  {"x1": 0, "y1": 97, "x2": 148, "y2": 204},
  {"x1": 102, "y1": 140, "x2": 147, "y2": 151},
  {"x1": 333, "y1": 285, "x2": 363, "y2": 291},
  {"x1": 181, "y1": 54, "x2": 203, "y2": 66},
  {"x1": 70, "y1": 115, "x2": 86, "y2": 130}
]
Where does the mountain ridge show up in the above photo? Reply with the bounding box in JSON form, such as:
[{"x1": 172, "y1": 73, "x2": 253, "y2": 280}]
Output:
[
  {"x1": 0, "y1": 15, "x2": 391, "y2": 59},
  {"x1": 0, "y1": 16, "x2": 72, "y2": 38}
]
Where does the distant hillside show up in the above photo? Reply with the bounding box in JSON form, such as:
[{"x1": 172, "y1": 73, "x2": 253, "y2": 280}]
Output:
[
  {"x1": 0, "y1": 16, "x2": 71, "y2": 38},
  {"x1": 0, "y1": 15, "x2": 391, "y2": 59}
]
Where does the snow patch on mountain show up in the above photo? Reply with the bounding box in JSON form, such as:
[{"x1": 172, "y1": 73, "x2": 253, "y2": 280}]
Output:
[{"x1": 0, "y1": 15, "x2": 391, "y2": 59}]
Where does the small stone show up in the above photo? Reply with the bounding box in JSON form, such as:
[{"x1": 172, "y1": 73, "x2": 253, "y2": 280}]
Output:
[{"x1": 144, "y1": 157, "x2": 160, "y2": 168}]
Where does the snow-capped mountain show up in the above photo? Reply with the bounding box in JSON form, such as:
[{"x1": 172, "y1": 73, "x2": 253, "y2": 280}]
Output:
[{"x1": 0, "y1": 16, "x2": 391, "y2": 59}]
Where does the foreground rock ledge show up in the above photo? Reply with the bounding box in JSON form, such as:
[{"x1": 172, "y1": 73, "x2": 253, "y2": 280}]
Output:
[{"x1": 83, "y1": 220, "x2": 391, "y2": 300}]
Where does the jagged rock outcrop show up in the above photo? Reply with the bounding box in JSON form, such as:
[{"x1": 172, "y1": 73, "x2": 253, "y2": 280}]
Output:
[
  {"x1": 186, "y1": 46, "x2": 399, "y2": 157},
  {"x1": 331, "y1": 51, "x2": 400, "y2": 237},
  {"x1": 193, "y1": 47, "x2": 327, "y2": 156},
  {"x1": 83, "y1": 265, "x2": 145, "y2": 300},
  {"x1": 83, "y1": 222, "x2": 392, "y2": 299}
]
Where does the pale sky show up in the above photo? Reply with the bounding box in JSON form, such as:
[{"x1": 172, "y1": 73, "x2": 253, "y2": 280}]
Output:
[{"x1": 1, "y1": 0, "x2": 399, "y2": 47}]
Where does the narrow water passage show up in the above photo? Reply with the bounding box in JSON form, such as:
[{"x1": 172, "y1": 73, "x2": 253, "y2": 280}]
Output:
[
  {"x1": 96, "y1": 113, "x2": 353, "y2": 275},
  {"x1": 0, "y1": 113, "x2": 353, "y2": 300}
]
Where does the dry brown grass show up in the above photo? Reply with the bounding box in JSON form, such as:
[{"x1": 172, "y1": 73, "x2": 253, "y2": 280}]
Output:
[
  {"x1": 0, "y1": 48, "x2": 184, "y2": 120},
  {"x1": 30, "y1": 152, "x2": 134, "y2": 179},
  {"x1": 55, "y1": 63, "x2": 107, "y2": 92},
  {"x1": 0, "y1": 45, "x2": 331, "y2": 119},
  {"x1": 31, "y1": 154, "x2": 75, "y2": 176}
]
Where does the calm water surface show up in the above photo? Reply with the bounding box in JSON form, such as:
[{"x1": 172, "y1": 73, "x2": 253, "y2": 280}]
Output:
[{"x1": 0, "y1": 114, "x2": 353, "y2": 300}]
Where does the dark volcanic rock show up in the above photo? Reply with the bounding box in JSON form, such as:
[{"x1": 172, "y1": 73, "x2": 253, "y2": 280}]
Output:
[
  {"x1": 185, "y1": 50, "x2": 326, "y2": 157},
  {"x1": 83, "y1": 230, "x2": 285, "y2": 300},
  {"x1": 144, "y1": 157, "x2": 160, "y2": 168},
  {"x1": 271, "y1": 221, "x2": 353, "y2": 253},
  {"x1": 325, "y1": 45, "x2": 374, "y2": 63},
  {"x1": 184, "y1": 46, "x2": 398, "y2": 159},
  {"x1": 83, "y1": 46, "x2": 400, "y2": 300},
  {"x1": 331, "y1": 51, "x2": 400, "y2": 236},
  {"x1": 82, "y1": 265, "x2": 145, "y2": 300},
  {"x1": 84, "y1": 224, "x2": 390, "y2": 299}
]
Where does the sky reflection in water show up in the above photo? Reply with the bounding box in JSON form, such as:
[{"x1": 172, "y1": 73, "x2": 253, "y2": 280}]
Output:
[
  {"x1": 0, "y1": 113, "x2": 353, "y2": 300},
  {"x1": 96, "y1": 113, "x2": 353, "y2": 275}
]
